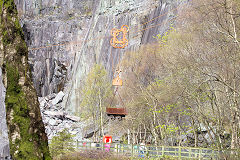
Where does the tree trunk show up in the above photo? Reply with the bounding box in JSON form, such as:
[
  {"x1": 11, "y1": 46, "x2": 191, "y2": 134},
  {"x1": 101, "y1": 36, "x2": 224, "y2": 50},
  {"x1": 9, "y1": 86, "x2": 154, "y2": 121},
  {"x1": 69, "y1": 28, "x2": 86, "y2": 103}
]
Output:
[
  {"x1": 152, "y1": 105, "x2": 158, "y2": 145},
  {"x1": 99, "y1": 88, "x2": 104, "y2": 137},
  {"x1": 231, "y1": 112, "x2": 238, "y2": 149},
  {"x1": 0, "y1": 0, "x2": 51, "y2": 159}
]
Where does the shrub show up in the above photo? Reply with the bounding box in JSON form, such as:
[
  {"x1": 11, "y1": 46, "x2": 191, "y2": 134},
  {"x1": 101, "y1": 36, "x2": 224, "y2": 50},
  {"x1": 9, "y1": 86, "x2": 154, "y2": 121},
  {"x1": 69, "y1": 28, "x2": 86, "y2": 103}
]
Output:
[{"x1": 50, "y1": 129, "x2": 75, "y2": 158}]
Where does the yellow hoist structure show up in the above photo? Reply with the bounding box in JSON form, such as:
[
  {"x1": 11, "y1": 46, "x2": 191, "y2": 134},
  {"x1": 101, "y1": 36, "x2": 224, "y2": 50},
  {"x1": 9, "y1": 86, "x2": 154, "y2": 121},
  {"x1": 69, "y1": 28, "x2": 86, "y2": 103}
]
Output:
[
  {"x1": 107, "y1": 24, "x2": 128, "y2": 120},
  {"x1": 107, "y1": 69, "x2": 127, "y2": 120},
  {"x1": 112, "y1": 69, "x2": 123, "y2": 86},
  {"x1": 110, "y1": 25, "x2": 129, "y2": 49}
]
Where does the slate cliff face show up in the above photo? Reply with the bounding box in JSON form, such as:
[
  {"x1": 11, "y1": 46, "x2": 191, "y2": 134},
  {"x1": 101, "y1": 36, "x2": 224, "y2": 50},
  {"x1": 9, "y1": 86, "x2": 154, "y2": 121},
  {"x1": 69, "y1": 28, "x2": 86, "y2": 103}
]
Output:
[
  {"x1": 0, "y1": 0, "x2": 184, "y2": 156},
  {"x1": 63, "y1": 0, "x2": 180, "y2": 113},
  {"x1": 15, "y1": 0, "x2": 95, "y2": 96},
  {"x1": 0, "y1": 68, "x2": 10, "y2": 159},
  {"x1": 14, "y1": 0, "x2": 182, "y2": 113}
]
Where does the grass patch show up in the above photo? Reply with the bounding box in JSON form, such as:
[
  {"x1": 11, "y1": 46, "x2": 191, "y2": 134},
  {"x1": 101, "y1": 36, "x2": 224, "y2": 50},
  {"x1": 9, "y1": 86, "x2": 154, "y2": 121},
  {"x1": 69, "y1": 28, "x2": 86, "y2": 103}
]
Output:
[{"x1": 54, "y1": 150, "x2": 129, "y2": 160}]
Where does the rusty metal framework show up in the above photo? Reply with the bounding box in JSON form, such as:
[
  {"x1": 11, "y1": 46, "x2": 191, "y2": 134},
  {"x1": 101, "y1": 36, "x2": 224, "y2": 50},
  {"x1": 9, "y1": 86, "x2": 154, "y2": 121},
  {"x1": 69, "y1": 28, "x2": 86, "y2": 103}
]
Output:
[
  {"x1": 107, "y1": 25, "x2": 129, "y2": 119},
  {"x1": 110, "y1": 25, "x2": 129, "y2": 49},
  {"x1": 106, "y1": 108, "x2": 127, "y2": 116},
  {"x1": 107, "y1": 69, "x2": 127, "y2": 120}
]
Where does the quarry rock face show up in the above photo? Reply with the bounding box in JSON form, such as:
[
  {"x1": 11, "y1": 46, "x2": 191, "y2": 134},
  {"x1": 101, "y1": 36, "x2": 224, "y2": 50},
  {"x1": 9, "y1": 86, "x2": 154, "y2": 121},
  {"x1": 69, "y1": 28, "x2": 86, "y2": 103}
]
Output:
[
  {"x1": 61, "y1": 0, "x2": 181, "y2": 113},
  {"x1": 0, "y1": 0, "x2": 184, "y2": 149},
  {"x1": 0, "y1": 0, "x2": 186, "y2": 156},
  {"x1": 14, "y1": 0, "x2": 182, "y2": 111},
  {"x1": 15, "y1": 0, "x2": 95, "y2": 97}
]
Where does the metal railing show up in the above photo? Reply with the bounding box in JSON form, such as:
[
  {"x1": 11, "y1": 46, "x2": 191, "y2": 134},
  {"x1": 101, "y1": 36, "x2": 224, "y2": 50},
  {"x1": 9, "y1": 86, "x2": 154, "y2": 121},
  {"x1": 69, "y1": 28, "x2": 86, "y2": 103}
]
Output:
[{"x1": 74, "y1": 141, "x2": 239, "y2": 159}]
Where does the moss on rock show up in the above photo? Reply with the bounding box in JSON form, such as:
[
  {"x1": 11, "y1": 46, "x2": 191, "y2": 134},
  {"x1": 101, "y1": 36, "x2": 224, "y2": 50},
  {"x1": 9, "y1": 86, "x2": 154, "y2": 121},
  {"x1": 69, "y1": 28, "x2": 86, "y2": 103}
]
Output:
[{"x1": 0, "y1": 0, "x2": 51, "y2": 159}]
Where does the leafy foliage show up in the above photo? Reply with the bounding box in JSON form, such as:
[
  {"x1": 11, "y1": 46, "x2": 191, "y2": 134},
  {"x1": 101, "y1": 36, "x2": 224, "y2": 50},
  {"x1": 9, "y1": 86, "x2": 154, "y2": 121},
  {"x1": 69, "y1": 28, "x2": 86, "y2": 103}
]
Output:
[
  {"x1": 114, "y1": 0, "x2": 240, "y2": 149},
  {"x1": 80, "y1": 64, "x2": 112, "y2": 139},
  {"x1": 50, "y1": 129, "x2": 75, "y2": 158},
  {"x1": 80, "y1": 64, "x2": 112, "y2": 118}
]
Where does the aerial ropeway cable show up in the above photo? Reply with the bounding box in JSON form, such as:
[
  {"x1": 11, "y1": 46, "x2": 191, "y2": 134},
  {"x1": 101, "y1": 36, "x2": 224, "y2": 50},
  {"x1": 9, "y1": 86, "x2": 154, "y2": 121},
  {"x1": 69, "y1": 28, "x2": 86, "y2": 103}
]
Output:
[{"x1": 107, "y1": 14, "x2": 127, "y2": 121}]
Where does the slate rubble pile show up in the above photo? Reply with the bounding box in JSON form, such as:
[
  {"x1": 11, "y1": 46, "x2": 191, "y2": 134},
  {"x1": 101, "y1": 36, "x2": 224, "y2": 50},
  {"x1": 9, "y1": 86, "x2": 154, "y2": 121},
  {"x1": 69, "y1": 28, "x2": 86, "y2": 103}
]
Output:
[{"x1": 38, "y1": 91, "x2": 85, "y2": 141}]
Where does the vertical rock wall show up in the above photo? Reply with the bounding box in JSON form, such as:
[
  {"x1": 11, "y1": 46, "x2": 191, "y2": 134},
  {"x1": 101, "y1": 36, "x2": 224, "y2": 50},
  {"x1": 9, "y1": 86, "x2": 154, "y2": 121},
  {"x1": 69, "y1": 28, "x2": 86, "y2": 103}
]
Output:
[
  {"x1": 0, "y1": 68, "x2": 10, "y2": 159},
  {"x1": 15, "y1": 0, "x2": 95, "y2": 96},
  {"x1": 13, "y1": 0, "x2": 185, "y2": 112},
  {"x1": 63, "y1": 0, "x2": 181, "y2": 113},
  {"x1": 0, "y1": 0, "x2": 187, "y2": 157},
  {"x1": 13, "y1": 0, "x2": 182, "y2": 99}
]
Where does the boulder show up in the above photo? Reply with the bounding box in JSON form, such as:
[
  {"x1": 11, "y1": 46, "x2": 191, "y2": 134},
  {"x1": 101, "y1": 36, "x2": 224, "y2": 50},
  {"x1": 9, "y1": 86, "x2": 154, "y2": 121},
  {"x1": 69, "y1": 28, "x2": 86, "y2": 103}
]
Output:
[
  {"x1": 66, "y1": 115, "x2": 80, "y2": 122},
  {"x1": 64, "y1": 122, "x2": 71, "y2": 129},
  {"x1": 46, "y1": 93, "x2": 57, "y2": 101},
  {"x1": 38, "y1": 92, "x2": 84, "y2": 142},
  {"x1": 55, "y1": 120, "x2": 62, "y2": 125},
  {"x1": 39, "y1": 98, "x2": 47, "y2": 108},
  {"x1": 49, "y1": 119, "x2": 57, "y2": 126},
  {"x1": 51, "y1": 91, "x2": 65, "y2": 105},
  {"x1": 70, "y1": 130, "x2": 78, "y2": 135},
  {"x1": 43, "y1": 111, "x2": 64, "y2": 117}
]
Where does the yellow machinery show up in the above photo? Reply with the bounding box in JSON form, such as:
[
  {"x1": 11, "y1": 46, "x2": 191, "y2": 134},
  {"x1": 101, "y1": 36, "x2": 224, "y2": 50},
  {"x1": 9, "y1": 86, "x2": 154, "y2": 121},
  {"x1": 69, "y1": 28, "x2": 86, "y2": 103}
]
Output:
[
  {"x1": 110, "y1": 25, "x2": 129, "y2": 49},
  {"x1": 107, "y1": 69, "x2": 127, "y2": 120},
  {"x1": 107, "y1": 24, "x2": 129, "y2": 120},
  {"x1": 112, "y1": 69, "x2": 123, "y2": 86}
]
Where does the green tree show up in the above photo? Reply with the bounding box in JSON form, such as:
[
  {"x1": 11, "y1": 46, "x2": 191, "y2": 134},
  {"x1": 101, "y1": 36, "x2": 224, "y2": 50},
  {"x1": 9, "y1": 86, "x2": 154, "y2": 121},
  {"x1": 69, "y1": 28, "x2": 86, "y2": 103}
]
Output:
[
  {"x1": 80, "y1": 64, "x2": 112, "y2": 140},
  {"x1": 49, "y1": 129, "x2": 75, "y2": 158}
]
